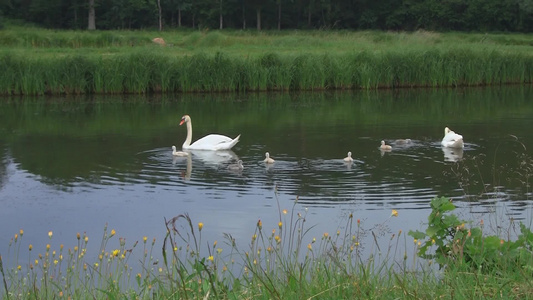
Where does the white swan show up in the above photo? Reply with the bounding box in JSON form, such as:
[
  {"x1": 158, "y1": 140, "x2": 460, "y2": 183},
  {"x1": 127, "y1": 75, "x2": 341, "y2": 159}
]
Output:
[
  {"x1": 171, "y1": 146, "x2": 189, "y2": 157},
  {"x1": 264, "y1": 152, "x2": 275, "y2": 164},
  {"x1": 228, "y1": 160, "x2": 244, "y2": 171},
  {"x1": 344, "y1": 151, "x2": 354, "y2": 162},
  {"x1": 441, "y1": 127, "x2": 464, "y2": 148},
  {"x1": 179, "y1": 115, "x2": 241, "y2": 151},
  {"x1": 380, "y1": 140, "x2": 392, "y2": 150}
]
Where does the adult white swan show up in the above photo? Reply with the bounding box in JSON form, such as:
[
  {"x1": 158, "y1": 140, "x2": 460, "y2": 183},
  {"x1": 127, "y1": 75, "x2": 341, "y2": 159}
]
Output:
[
  {"x1": 179, "y1": 115, "x2": 241, "y2": 151},
  {"x1": 441, "y1": 127, "x2": 464, "y2": 148}
]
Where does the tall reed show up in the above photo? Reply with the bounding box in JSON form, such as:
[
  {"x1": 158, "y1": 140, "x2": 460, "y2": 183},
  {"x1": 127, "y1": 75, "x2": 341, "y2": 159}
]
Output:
[{"x1": 0, "y1": 48, "x2": 531, "y2": 95}]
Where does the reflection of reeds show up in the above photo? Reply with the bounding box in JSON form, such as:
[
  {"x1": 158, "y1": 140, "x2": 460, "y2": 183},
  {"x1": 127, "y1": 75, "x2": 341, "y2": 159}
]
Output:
[{"x1": 447, "y1": 138, "x2": 532, "y2": 204}]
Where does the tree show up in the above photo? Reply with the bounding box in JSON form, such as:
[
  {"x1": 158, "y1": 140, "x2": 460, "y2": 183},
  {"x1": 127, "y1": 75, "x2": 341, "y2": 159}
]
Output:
[
  {"x1": 88, "y1": 0, "x2": 95, "y2": 29},
  {"x1": 157, "y1": 0, "x2": 162, "y2": 30}
]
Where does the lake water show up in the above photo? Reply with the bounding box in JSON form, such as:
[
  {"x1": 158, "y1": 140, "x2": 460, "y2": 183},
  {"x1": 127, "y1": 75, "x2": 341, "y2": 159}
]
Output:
[{"x1": 1, "y1": 87, "x2": 532, "y2": 265}]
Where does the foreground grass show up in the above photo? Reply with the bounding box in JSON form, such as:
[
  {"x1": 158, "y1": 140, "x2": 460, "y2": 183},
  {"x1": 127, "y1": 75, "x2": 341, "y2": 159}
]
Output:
[
  {"x1": 0, "y1": 27, "x2": 532, "y2": 95},
  {"x1": 1, "y1": 196, "x2": 533, "y2": 299}
]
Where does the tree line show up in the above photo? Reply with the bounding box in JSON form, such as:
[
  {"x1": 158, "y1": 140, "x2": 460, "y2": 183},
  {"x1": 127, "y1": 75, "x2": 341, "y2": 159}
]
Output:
[{"x1": 1, "y1": 0, "x2": 532, "y2": 32}]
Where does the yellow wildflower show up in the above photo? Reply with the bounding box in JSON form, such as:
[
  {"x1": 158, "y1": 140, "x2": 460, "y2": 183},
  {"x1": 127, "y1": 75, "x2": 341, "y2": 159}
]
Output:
[
  {"x1": 391, "y1": 210, "x2": 398, "y2": 217},
  {"x1": 198, "y1": 223, "x2": 204, "y2": 231},
  {"x1": 208, "y1": 256, "x2": 214, "y2": 262},
  {"x1": 48, "y1": 231, "x2": 53, "y2": 239},
  {"x1": 112, "y1": 249, "x2": 120, "y2": 257},
  {"x1": 29, "y1": 244, "x2": 33, "y2": 251},
  {"x1": 143, "y1": 236, "x2": 147, "y2": 243},
  {"x1": 282, "y1": 209, "x2": 288, "y2": 215},
  {"x1": 110, "y1": 229, "x2": 116, "y2": 237},
  {"x1": 307, "y1": 244, "x2": 312, "y2": 250}
]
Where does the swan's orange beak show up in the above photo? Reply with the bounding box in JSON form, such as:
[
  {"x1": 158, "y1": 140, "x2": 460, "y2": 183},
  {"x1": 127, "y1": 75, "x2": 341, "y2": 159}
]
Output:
[{"x1": 179, "y1": 119, "x2": 185, "y2": 126}]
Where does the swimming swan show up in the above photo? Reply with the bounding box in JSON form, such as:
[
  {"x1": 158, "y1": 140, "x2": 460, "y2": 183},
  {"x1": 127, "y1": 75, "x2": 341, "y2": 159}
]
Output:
[
  {"x1": 344, "y1": 151, "x2": 354, "y2": 162},
  {"x1": 179, "y1": 115, "x2": 241, "y2": 151},
  {"x1": 172, "y1": 145, "x2": 189, "y2": 156},
  {"x1": 264, "y1": 152, "x2": 275, "y2": 164},
  {"x1": 380, "y1": 140, "x2": 392, "y2": 150},
  {"x1": 394, "y1": 139, "x2": 412, "y2": 145},
  {"x1": 441, "y1": 127, "x2": 464, "y2": 148},
  {"x1": 228, "y1": 160, "x2": 244, "y2": 171}
]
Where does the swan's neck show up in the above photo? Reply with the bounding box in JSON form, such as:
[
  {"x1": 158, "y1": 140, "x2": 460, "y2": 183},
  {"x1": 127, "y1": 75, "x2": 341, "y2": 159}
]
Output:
[{"x1": 183, "y1": 120, "x2": 193, "y2": 149}]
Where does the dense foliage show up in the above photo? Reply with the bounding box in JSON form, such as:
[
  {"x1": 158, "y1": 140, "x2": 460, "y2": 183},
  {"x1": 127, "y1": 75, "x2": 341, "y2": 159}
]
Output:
[{"x1": 1, "y1": 0, "x2": 532, "y2": 32}]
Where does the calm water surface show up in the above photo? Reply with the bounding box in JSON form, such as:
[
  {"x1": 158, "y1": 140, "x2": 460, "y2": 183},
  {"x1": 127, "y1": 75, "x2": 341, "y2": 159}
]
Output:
[{"x1": 1, "y1": 87, "x2": 532, "y2": 262}]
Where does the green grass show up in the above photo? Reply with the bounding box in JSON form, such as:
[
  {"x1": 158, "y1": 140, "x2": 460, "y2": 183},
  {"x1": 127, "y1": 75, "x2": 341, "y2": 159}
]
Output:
[
  {"x1": 2, "y1": 195, "x2": 533, "y2": 299},
  {"x1": 0, "y1": 27, "x2": 532, "y2": 95}
]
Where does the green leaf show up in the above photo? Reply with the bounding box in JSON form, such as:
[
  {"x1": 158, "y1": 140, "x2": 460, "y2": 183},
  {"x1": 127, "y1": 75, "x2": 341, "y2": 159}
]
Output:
[
  {"x1": 408, "y1": 230, "x2": 426, "y2": 240},
  {"x1": 426, "y1": 226, "x2": 439, "y2": 237}
]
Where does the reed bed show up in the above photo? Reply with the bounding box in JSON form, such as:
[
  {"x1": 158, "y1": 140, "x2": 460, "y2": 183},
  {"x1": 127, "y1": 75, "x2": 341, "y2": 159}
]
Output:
[
  {"x1": 0, "y1": 48, "x2": 532, "y2": 95},
  {"x1": 1, "y1": 27, "x2": 532, "y2": 95}
]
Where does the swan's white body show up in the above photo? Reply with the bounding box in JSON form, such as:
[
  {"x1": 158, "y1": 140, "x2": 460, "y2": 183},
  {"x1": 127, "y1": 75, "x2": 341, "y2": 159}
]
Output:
[
  {"x1": 264, "y1": 152, "x2": 275, "y2": 164},
  {"x1": 344, "y1": 151, "x2": 354, "y2": 162},
  {"x1": 228, "y1": 160, "x2": 244, "y2": 171},
  {"x1": 180, "y1": 115, "x2": 240, "y2": 151},
  {"x1": 171, "y1": 145, "x2": 189, "y2": 156},
  {"x1": 380, "y1": 140, "x2": 392, "y2": 150},
  {"x1": 441, "y1": 127, "x2": 464, "y2": 148}
]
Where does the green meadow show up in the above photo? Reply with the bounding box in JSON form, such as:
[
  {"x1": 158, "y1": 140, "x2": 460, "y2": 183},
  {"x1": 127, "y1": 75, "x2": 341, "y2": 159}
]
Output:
[{"x1": 0, "y1": 27, "x2": 532, "y2": 95}]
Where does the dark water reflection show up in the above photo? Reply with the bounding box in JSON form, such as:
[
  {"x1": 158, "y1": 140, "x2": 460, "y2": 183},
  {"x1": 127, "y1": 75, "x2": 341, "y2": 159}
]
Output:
[{"x1": 0, "y1": 87, "x2": 532, "y2": 263}]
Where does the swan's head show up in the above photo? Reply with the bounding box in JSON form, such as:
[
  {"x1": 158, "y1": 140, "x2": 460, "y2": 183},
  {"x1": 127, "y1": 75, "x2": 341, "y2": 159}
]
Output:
[
  {"x1": 444, "y1": 127, "x2": 451, "y2": 135},
  {"x1": 265, "y1": 152, "x2": 270, "y2": 158},
  {"x1": 180, "y1": 115, "x2": 191, "y2": 126},
  {"x1": 347, "y1": 151, "x2": 352, "y2": 157},
  {"x1": 172, "y1": 146, "x2": 177, "y2": 151},
  {"x1": 381, "y1": 140, "x2": 386, "y2": 145},
  {"x1": 238, "y1": 160, "x2": 243, "y2": 165}
]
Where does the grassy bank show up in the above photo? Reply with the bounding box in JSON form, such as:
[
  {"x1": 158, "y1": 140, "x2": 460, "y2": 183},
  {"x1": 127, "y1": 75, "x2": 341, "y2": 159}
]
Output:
[
  {"x1": 0, "y1": 49, "x2": 531, "y2": 95},
  {"x1": 0, "y1": 28, "x2": 532, "y2": 95},
  {"x1": 1, "y1": 197, "x2": 532, "y2": 299}
]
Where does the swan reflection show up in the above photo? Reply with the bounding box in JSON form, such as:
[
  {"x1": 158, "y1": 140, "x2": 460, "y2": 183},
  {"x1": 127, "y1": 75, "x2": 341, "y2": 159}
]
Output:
[
  {"x1": 189, "y1": 149, "x2": 239, "y2": 165},
  {"x1": 442, "y1": 147, "x2": 463, "y2": 162},
  {"x1": 173, "y1": 153, "x2": 192, "y2": 180}
]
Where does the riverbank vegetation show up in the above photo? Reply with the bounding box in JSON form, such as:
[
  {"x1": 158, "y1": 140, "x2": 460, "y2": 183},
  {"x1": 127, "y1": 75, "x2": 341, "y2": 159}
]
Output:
[
  {"x1": 1, "y1": 27, "x2": 532, "y2": 95},
  {"x1": 1, "y1": 197, "x2": 532, "y2": 299}
]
